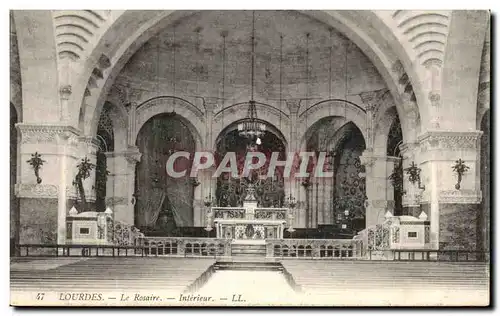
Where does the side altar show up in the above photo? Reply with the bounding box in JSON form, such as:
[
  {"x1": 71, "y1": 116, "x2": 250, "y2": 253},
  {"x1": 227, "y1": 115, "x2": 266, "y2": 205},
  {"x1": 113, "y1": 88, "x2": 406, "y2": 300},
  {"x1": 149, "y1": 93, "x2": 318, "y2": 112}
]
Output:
[{"x1": 205, "y1": 184, "x2": 293, "y2": 242}]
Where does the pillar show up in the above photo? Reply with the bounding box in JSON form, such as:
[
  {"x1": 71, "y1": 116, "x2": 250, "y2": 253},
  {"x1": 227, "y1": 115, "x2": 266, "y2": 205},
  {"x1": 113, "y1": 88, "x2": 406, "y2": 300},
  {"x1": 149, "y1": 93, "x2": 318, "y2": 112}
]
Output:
[
  {"x1": 360, "y1": 152, "x2": 398, "y2": 228},
  {"x1": 15, "y1": 124, "x2": 80, "y2": 246},
  {"x1": 286, "y1": 99, "x2": 304, "y2": 228},
  {"x1": 418, "y1": 131, "x2": 483, "y2": 251},
  {"x1": 105, "y1": 147, "x2": 142, "y2": 225}
]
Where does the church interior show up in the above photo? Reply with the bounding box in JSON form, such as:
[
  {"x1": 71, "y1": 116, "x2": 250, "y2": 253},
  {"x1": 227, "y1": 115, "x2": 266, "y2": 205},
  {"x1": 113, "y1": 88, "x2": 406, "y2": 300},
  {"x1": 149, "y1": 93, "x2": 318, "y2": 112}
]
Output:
[{"x1": 9, "y1": 10, "x2": 491, "y2": 306}]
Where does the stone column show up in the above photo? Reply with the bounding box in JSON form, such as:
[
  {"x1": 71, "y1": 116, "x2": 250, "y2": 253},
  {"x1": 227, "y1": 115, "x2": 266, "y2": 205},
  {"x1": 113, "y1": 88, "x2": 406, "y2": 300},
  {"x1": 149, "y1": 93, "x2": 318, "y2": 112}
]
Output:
[
  {"x1": 360, "y1": 152, "x2": 399, "y2": 228},
  {"x1": 105, "y1": 147, "x2": 142, "y2": 225},
  {"x1": 286, "y1": 99, "x2": 304, "y2": 228},
  {"x1": 418, "y1": 131, "x2": 483, "y2": 251},
  {"x1": 15, "y1": 124, "x2": 80, "y2": 246}
]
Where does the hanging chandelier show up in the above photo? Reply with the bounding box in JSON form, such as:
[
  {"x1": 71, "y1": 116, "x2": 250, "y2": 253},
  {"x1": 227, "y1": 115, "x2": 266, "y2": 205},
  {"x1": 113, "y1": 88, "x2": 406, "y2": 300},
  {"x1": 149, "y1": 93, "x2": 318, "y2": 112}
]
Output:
[{"x1": 238, "y1": 11, "x2": 266, "y2": 143}]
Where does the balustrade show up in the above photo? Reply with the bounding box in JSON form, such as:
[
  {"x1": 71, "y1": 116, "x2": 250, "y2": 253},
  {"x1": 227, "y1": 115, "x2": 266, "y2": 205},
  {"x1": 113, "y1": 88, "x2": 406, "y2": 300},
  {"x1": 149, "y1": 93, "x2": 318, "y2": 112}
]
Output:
[
  {"x1": 135, "y1": 236, "x2": 232, "y2": 257},
  {"x1": 266, "y1": 239, "x2": 363, "y2": 259}
]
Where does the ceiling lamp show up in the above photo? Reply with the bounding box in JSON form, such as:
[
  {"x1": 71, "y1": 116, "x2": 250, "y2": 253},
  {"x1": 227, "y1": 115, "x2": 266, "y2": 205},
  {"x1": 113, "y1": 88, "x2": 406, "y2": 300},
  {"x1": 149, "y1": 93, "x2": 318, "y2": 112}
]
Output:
[{"x1": 238, "y1": 11, "x2": 266, "y2": 142}]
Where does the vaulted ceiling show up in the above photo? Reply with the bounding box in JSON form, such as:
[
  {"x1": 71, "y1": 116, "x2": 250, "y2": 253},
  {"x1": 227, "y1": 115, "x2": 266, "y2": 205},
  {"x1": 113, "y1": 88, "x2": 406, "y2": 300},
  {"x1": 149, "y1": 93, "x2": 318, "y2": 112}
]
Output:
[{"x1": 115, "y1": 10, "x2": 386, "y2": 106}]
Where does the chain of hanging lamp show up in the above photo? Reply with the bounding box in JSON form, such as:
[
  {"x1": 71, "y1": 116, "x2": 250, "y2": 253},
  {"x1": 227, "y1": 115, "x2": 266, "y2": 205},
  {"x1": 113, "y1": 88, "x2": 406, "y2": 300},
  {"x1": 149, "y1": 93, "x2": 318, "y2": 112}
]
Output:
[{"x1": 238, "y1": 11, "x2": 266, "y2": 142}]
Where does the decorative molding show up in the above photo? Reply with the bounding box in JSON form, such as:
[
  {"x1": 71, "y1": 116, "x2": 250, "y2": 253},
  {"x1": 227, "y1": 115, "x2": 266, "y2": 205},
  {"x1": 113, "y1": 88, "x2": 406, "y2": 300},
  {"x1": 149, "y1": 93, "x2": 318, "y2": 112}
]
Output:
[
  {"x1": 138, "y1": 96, "x2": 204, "y2": 120},
  {"x1": 438, "y1": 190, "x2": 482, "y2": 204},
  {"x1": 16, "y1": 124, "x2": 81, "y2": 145},
  {"x1": 418, "y1": 131, "x2": 483, "y2": 152},
  {"x1": 15, "y1": 183, "x2": 58, "y2": 198}
]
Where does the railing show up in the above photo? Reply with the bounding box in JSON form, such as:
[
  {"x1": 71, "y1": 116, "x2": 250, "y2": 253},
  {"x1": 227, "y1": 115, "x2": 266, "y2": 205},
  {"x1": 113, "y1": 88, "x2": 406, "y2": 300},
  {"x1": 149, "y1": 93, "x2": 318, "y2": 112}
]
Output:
[
  {"x1": 392, "y1": 249, "x2": 488, "y2": 262},
  {"x1": 13, "y1": 243, "x2": 488, "y2": 262},
  {"x1": 16, "y1": 244, "x2": 145, "y2": 257},
  {"x1": 266, "y1": 239, "x2": 364, "y2": 259},
  {"x1": 211, "y1": 207, "x2": 246, "y2": 220},
  {"x1": 254, "y1": 208, "x2": 287, "y2": 220},
  {"x1": 136, "y1": 237, "x2": 232, "y2": 258}
]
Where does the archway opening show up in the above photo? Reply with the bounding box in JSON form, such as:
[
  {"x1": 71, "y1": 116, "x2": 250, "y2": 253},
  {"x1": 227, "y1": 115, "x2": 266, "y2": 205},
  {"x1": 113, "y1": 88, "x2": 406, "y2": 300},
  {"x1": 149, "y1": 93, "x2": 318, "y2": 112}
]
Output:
[
  {"x1": 95, "y1": 102, "x2": 115, "y2": 212},
  {"x1": 301, "y1": 117, "x2": 366, "y2": 238},
  {"x1": 134, "y1": 113, "x2": 196, "y2": 236},
  {"x1": 332, "y1": 123, "x2": 366, "y2": 237},
  {"x1": 214, "y1": 127, "x2": 286, "y2": 207}
]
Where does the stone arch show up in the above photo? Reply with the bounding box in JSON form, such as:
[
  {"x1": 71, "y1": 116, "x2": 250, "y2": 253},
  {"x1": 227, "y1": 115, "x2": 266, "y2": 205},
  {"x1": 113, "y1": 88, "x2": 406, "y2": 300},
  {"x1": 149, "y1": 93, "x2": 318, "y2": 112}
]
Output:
[
  {"x1": 134, "y1": 96, "x2": 204, "y2": 150},
  {"x1": 303, "y1": 10, "x2": 424, "y2": 132},
  {"x1": 327, "y1": 121, "x2": 359, "y2": 153},
  {"x1": 79, "y1": 10, "x2": 194, "y2": 136},
  {"x1": 298, "y1": 99, "x2": 367, "y2": 148},
  {"x1": 77, "y1": 10, "x2": 423, "y2": 145},
  {"x1": 212, "y1": 102, "x2": 290, "y2": 150},
  {"x1": 12, "y1": 11, "x2": 60, "y2": 124},
  {"x1": 440, "y1": 11, "x2": 489, "y2": 131}
]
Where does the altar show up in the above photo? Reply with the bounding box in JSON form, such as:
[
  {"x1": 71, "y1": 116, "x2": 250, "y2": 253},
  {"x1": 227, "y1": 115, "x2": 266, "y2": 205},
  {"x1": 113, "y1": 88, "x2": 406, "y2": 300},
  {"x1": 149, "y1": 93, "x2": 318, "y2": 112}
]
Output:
[{"x1": 206, "y1": 184, "x2": 292, "y2": 242}]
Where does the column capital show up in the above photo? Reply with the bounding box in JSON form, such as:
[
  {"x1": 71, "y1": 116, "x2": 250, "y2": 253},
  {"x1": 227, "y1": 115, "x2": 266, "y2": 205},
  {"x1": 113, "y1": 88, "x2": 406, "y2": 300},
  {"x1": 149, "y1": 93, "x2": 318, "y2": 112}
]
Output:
[
  {"x1": 203, "y1": 97, "x2": 221, "y2": 112},
  {"x1": 418, "y1": 130, "x2": 483, "y2": 152},
  {"x1": 16, "y1": 123, "x2": 81, "y2": 145},
  {"x1": 285, "y1": 99, "x2": 301, "y2": 115},
  {"x1": 359, "y1": 89, "x2": 386, "y2": 109}
]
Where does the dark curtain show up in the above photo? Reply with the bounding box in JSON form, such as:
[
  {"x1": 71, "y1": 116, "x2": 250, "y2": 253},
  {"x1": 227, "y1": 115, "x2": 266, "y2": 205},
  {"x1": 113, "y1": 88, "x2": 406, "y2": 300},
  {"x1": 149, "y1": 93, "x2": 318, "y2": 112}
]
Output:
[{"x1": 135, "y1": 113, "x2": 195, "y2": 234}]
